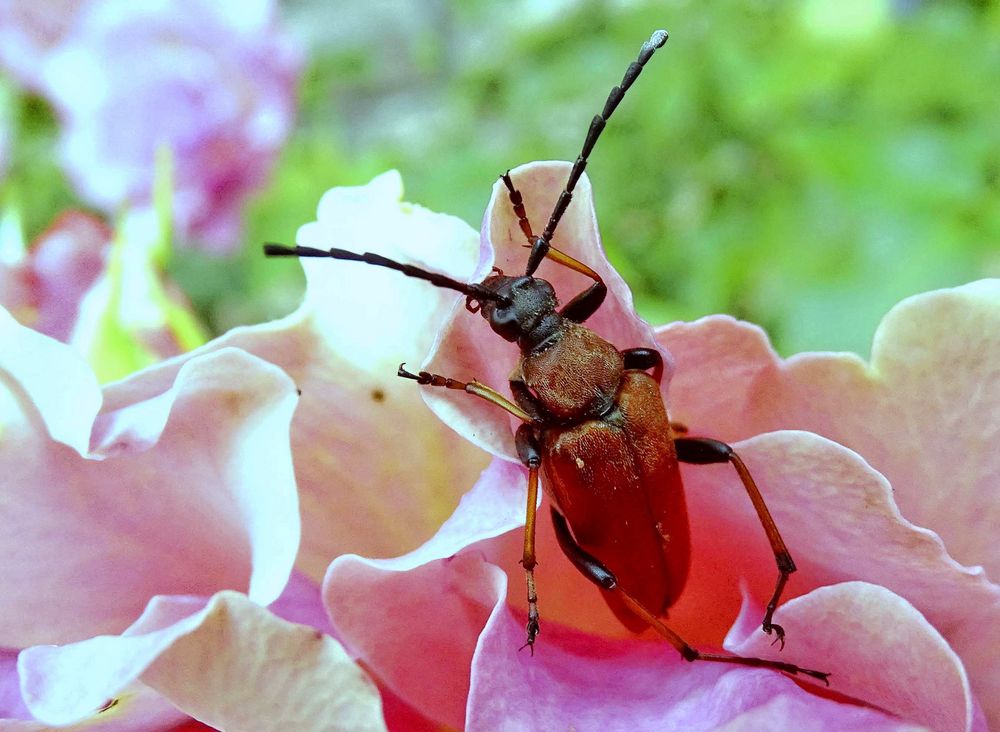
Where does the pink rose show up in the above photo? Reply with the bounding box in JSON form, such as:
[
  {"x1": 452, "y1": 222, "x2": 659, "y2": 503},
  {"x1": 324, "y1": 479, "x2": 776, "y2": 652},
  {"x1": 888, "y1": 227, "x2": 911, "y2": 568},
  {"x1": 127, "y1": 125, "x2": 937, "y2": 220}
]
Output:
[
  {"x1": 9, "y1": 162, "x2": 997, "y2": 730},
  {"x1": 0, "y1": 306, "x2": 384, "y2": 729},
  {"x1": 4, "y1": 169, "x2": 488, "y2": 729},
  {"x1": 37, "y1": 0, "x2": 300, "y2": 251}
]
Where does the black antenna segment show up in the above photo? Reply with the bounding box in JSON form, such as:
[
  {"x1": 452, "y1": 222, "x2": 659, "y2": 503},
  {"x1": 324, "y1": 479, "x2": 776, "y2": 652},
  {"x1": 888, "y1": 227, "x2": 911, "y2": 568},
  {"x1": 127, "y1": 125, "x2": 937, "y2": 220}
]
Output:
[
  {"x1": 263, "y1": 243, "x2": 511, "y2": 307},
  {"x1": 540, "y1": 29, "x2": 669, "y2": 247}
]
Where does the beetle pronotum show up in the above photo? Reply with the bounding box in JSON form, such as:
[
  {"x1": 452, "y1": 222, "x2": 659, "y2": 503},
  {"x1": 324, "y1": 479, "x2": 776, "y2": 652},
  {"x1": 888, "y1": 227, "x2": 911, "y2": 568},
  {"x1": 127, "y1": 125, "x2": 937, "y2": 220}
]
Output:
[{"x1": 266, "y1": 29, "x2": 829, "y2": 684}]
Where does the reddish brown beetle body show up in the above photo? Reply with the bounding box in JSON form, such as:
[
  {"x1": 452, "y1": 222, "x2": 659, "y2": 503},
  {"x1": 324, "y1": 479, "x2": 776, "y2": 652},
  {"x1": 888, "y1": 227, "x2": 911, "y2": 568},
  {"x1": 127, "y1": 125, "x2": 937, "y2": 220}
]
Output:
[
  {"x1": 476, "y1": 268, "x2": 691, "y2": 630},
  {"x1": 265, "y1": 29, "x2": 830, "y2": 684},
  {"x1": 539, "y1": 368, "x2": 691, "y2": 630}
]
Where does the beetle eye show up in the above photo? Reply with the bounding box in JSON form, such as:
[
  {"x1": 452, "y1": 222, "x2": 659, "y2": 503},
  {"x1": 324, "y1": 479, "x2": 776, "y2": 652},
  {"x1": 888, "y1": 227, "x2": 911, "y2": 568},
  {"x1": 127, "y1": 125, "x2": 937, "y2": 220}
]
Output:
[{"x1": 487, "y1": 305, "x2": 521, "y2": 342}]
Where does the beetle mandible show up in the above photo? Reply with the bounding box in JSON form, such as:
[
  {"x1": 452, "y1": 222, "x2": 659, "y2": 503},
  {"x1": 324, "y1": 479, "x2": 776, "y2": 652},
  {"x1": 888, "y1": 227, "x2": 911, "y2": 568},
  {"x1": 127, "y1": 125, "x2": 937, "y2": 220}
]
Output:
[{"x1": 265, "y1": 29, "x2": 830, "y2": 683}]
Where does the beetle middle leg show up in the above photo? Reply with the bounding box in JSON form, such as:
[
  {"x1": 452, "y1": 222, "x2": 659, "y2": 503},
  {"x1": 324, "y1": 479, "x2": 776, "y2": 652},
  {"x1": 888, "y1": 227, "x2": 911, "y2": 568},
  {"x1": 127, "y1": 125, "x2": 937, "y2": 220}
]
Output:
[
  {"x1": 674, "y1": 436, "x2": 796, "y2": 648},
  {"x1": 622, "y1": 347, "x2": 664, "y2": 384},
  {"x1": 515, "y1": 424, "x2": 543, "y2": 651},
  {"x1": 550, "y1": 508, "x2": 829, "y2": 684}
]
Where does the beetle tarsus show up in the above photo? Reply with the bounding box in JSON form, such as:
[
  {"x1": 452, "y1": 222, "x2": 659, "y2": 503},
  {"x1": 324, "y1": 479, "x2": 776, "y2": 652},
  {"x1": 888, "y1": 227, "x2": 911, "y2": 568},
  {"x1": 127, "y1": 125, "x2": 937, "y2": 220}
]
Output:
[
  {"x1": 397, "y1": 363, "x2": 419, "y2": 380},
  {"x1": 764, "y1": 622, "x2": 786, "y2": 650},
  {"x1": 397, "y1": 364, "x2": 468, "y2": 389},
  {"x1": 396, "y1": 364, "x2": 433, "y2": 385},
  {"x1": 761, "y1": 566, "x2": 792, "y2": 649},
  {"x1": 685, "y1": 647, "x2": 830, "y2": 686},
  {"x1": 803, "y1": 669, "x2": 832, "y2": 685},
  {"x1": 520, "y1": 615, "x2": 540, "y2": 655}
]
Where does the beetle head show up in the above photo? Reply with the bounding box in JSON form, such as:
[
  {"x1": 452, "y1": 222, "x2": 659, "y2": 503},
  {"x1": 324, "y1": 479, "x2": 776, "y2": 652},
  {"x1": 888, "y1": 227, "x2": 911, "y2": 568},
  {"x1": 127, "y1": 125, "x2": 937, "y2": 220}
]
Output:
[{"x1": 476, "y1": 273, "x2": 559, "y2": 344}]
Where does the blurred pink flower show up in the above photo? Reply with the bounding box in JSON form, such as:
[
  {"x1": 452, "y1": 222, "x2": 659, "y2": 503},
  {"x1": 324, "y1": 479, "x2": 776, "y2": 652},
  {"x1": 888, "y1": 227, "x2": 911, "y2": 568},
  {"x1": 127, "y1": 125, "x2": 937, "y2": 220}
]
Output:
[
  {"x1": 36, "y1": 0, "x2": 300, "y2": 251},
  {"x1": 0, "y1": 308, "x2": 384, "y2": 729},
  {"x1": 0, "y1": 208, "x2": 208, "y2": 381},
  {"x1": 0, "y1": 210, "x2": 111, "y2": 341},
  {"x1": 0, "y1": 0, "x2": 86, "y2": 91}
]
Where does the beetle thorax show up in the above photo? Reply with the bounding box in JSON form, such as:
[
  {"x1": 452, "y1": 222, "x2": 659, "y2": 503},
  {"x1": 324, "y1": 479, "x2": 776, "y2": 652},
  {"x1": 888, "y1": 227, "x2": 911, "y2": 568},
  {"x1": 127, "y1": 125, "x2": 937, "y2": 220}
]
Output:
[{"x1": 520, "y1": 322, "x2": 625, "y2": 422}]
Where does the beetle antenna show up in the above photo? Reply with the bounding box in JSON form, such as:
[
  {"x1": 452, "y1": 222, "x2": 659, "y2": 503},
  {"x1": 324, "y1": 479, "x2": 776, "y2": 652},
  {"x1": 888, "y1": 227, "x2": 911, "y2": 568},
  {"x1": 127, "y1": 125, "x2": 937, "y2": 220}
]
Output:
[
  {"x1": 263, "y1": 243, "x2": 511, "y2": 307},
  {"x1": 538, "y1": 29, "x2": 668, "y2": 251}
]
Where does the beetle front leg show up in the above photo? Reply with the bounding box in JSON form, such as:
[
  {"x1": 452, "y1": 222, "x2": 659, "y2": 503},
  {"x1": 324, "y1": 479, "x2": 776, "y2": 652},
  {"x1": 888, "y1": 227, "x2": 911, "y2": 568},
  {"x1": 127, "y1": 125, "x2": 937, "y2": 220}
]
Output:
[
  {"x1": 398, "y1": 364, "x2": 537, "y2": 423},
  {"x1": 550, "y1": 509, "x2": 829, "y2": 684},
  {"x1": 509, "y1": 377, "x2": 551, "y2": 423},
  {"x1": 515, "y1": 424, "x2": 543, "y2": 651},
  {"x1": 674, "y1": 436, "x2": 795, "y2": 648}
]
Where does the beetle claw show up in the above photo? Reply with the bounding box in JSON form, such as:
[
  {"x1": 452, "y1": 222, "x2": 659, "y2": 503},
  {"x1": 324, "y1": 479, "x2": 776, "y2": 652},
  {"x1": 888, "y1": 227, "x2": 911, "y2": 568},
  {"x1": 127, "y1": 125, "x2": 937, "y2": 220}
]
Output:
[
  {"x1": 519, "y1": 619, "x2": 540, "y2": 655},
  {"x1": 764, "y1": 622, "x2": 786, "y2": 650}
]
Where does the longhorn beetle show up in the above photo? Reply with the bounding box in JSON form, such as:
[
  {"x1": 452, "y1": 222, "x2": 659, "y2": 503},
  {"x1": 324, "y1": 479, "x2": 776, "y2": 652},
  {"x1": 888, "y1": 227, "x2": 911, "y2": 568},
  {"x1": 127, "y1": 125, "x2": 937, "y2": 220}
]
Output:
[{"x1": 266, "y1": 30, "x2": 830, "y2": 683}]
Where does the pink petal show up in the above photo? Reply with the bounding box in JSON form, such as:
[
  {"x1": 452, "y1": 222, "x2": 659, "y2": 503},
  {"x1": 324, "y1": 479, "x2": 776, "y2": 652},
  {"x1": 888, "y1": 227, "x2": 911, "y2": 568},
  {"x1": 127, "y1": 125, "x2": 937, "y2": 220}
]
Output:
[
  {"x1": 792, "y1": 282, "x2": 1000, "y2": 572},
  {"x1": 467, "y1": 592, "x2": 921, "y2": 731},
  {"x1": 3, "y1": 681, "x2": 191, "y2": 731},
  {"x1": 296, "y1": 170, "x2": 484, "y2": 375},
  {"x1": 657, "y1": 284, "x2": 1000, "y2": 724},
  {"x1": 100, "y1": 171, "x2": 489, "y2": 580},
  {"x1": 373, "y1": 457, "x2": 527, "y2": 570},
  {"x1": 267, "y1": 571, "x2": 336, "y2": 637},
  {"x1": 424, "y1": 160, "x2": 670, "y2": 459},
  {"x1": 0, "y1": 0, "x2": 84, "y2": 91},
  {"x1": 2, "y1": 647, "x2": 30, "y2": 720},
  {"x1": 20, "y1": 592, "x2": 385, "y2": 730},
  {"x1": 0, "y1": 319, "x2": 299, "y2": 645},
  {"x1": 324, "y1": 553, "x2": 506, "y2": 730},
  {"x1": 319, "y1": 457, "x2": 525, "y2": 728},
  {"x1": 670, "y1": 432, "x2": 1000, "y2": 649},
  {"x1": 727, "y1": 582, "x2": 982, "y2": 732},
  {"x1": 660, "y1": 283, "x2": 1000, "y2": 576},
  {"x1": 0, "y1": 306, "x2": 102, "y2": 454},
  {"x1": 321, "y1": 457, "x2": 526, "y2": 728}
]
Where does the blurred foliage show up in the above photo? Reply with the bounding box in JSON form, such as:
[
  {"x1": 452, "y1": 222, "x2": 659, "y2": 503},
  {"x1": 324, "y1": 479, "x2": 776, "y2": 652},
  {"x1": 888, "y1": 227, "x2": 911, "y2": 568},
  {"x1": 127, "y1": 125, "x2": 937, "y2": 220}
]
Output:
[
  {"x1": 4, "y1": 0, "x2": 999, "y2": 357},
  {"x1": 1, "y1": 91, "x2": 79, "y2": 240}
]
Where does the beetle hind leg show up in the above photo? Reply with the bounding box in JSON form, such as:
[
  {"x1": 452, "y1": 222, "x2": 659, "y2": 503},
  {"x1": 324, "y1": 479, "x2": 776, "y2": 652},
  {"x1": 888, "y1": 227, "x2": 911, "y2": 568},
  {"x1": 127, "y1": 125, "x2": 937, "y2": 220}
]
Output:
[
  {"x1": 550, "y1": 509, "x2": 829, "y2": 684},
  {"x1": 674, "y1": 436, "x2": 796, "y2": 648}
]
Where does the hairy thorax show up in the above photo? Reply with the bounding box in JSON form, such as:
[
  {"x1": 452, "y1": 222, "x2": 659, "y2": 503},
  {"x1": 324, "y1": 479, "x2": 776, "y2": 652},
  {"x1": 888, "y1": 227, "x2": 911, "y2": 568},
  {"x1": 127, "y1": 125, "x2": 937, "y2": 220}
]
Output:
[{"x1": 519, "y1": 322, "x2": 625, "y2": 422}]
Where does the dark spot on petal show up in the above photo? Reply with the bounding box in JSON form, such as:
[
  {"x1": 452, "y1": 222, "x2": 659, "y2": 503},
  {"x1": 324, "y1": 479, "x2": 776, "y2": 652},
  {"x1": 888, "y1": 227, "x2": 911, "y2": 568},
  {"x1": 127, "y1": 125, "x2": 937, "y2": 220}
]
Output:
[
  {"x1": 97, "y1": 698, "x2": 119, "y2": 714},
  {"x1": 371, "y1": 388, "x2": 385, "y2": 402}
]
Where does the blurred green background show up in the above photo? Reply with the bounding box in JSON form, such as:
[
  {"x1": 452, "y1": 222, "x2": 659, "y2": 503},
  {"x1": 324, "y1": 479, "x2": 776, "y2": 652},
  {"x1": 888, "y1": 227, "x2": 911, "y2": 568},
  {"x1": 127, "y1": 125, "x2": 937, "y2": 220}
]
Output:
[{"x1": 5, "y1": 0, "x2": 999, "y2": 358}]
